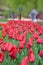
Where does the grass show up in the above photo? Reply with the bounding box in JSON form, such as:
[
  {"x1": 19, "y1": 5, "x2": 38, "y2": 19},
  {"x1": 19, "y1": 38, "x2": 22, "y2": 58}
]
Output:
[
  {"x1": 0, "y1": 19, "x2": 8, "y2": 22},
  {"x1": 38, "y1": 22, "x2": 43, "y2": 25}
]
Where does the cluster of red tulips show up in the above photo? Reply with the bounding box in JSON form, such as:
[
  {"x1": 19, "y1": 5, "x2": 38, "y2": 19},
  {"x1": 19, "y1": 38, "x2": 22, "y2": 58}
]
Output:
[{"x1": 0, "y1": 20, "x2": 43, "y2": 65}]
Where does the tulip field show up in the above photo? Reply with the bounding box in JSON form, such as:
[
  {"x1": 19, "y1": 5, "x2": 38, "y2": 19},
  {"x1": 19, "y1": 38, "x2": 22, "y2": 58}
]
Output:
[{"x1": 0, "y1": 20, "x2": 43, "y2": 65}]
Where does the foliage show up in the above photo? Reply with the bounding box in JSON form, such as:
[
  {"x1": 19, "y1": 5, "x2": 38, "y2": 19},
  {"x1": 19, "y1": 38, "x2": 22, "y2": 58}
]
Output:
[{"x1": 0, "y1": 0, "x2": 43, "y2": 16}]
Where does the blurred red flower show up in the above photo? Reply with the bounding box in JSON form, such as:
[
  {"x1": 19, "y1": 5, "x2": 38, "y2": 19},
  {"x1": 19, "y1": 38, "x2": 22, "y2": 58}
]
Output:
[
  {"x1": 28, "y1": 48, "x2": 35, "y2": 63},
  {"x1": 21, "y1": 56, "x2": 29, "y2": 65},
  {"x1": 9, "y1": 45, "x2": 17, "y2": 60},
  {"x1": 2, "y1": 28, "x2": 6, "y2": 38},
  {"x1": 1, "y1": 42, "x2": 8, "y2": 51},
  {"x1": 39, "y1": 50, "x2": 43, "y2": 57},
  {"x1": 0, "y1": 38, "x2": 3, "y2": 44},
  {"x1": 0, "y1": 52, "x2": 4, "y2": 63}
]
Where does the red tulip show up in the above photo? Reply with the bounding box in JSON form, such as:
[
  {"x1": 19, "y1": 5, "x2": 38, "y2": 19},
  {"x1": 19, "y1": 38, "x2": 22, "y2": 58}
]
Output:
[
  {"x1": 29, "y1": 48, "x2": 34, "y2": 53},
  {"x1": 28, "y1": 48, "x2": 35, "y2": 63},
  {"x1": 28, "y1": 41, "x2": 33, "y2": 47},
  {"x1": 33, "y1": 32, "x2": 39, "y2": 39},
  {"x1": 19, "y1": 42, "x2": 24, "y2": 49},
  {"x1": 23, "y1": 30, "x2": 28, "y2": 36},
  {"x1": 1, "y1": 42, "x2": 8, "y2": 51},
  {"x1": 29, "y1": 53, "x2": 35, "y2": 63},
  {"x1": 17, "y1": 48, "x2": 22, "y2": 54},
  {"x1": 5, "y1": 24, "x2": 11, "y2": 33},
  {"x1": 7, "y1": 42, "x2": 13, "y2": 52},
  {"x1": 19, "y1": 34, "x2": 23, "y2": 41},
  {"x1": 37, "y1": 37, "x2": 43, "y2": 44},
  {"x1": 41, "y1": 25, "x2": 43, "y2": 31},
  {"x1": 13, "y1": 28, "x2": 18, "y2": 35},
  {"x1": 23, "y1": 27, "x2": 27, "y2": 31},
  {"x1": 0, "y1": 52, "x2": 4, "y2": 63},
  {"x1": 38, "y1": 29, "x2": 43, "y2": 35},
  {"x1": 19, "y1": 37, "x2": 26, "y2": 49},
  {"x1": 9, "y1": 45, "x2": 17, "y2": 60},
  {"x1": 0, "y1": 38, "x2": 3, "y2": 44},
  {"x1": 30, "y1": 36, "x2": 34, "y2": 41},
  {"x1": 22, "y1": 38, "x2": 26, "y2": 45},
  {"x1": 27, "y1": 39, "x2": 34, "y2": 47},
  {"x1": 26, "y1": 44, "x2": 30, "y2": 49},
  {"x1": 21, "y1": 56, "x2": 29, "y2": 65},
  {"x1": 18, "y1": 27, "x2": 23, "y2": 32},
  {"x1": 11, "y1": 33, "x2": 15, "y2": 39},
  {"x1": 39, "y1": 50, "x2": 43, "y2": 57},
  {"x1": 8, "y1": 29, "x2": 13, "y2": 39},
  {"x1": 16, "y1": 24, "x2": 19, "y2": 28},
  {"x1": 30, "y1": 27, "x2": 34, "y2": 34},
  {"x1": 2, "y1": 28, "x2": 6, "y2": 38},
  {"x1": 16, "y1": 34, "x2": 20, "y2": 40}
]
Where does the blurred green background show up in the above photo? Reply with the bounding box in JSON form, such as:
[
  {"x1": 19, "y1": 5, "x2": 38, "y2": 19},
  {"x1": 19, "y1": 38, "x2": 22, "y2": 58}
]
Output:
[{"x1": 0, "y1": 0, "x2": 43, "y2": 16}]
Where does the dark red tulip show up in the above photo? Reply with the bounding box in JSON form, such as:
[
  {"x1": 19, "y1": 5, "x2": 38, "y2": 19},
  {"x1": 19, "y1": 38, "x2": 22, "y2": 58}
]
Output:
[
  {"x1": 0, "y1": 52, "x2": 4, "y2": 63},
  {"x1": 9, "y1": 45, "x2": 17, "y2": 60},
  {"x1": 17, "y1": 48, "x2": 22, "y2": 54},
  {"x1": 0, "y1": 38, "x2": 3, "y2": 44}
]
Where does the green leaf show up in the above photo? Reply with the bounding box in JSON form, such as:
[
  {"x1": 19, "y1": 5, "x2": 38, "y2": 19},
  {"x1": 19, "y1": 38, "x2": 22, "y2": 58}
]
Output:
[{"x1": 26, "y1": 33, "x2": 33, "y2": 42}]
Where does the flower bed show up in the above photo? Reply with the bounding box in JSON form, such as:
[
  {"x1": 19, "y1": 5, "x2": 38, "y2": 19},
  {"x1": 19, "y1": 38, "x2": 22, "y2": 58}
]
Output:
[{"x1": 0, "y1": 20, "x2": 43, "y2": 65}]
